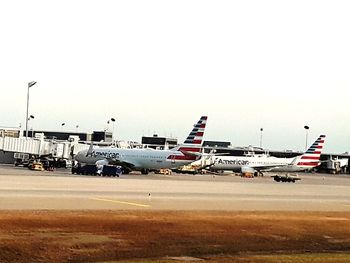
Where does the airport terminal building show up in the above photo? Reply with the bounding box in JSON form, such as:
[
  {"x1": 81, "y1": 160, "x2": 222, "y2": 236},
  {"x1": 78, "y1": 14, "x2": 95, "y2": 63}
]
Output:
[
  {"x1": 0, "y1": 128, "x2": 349, "y2": 174},
  {"x1": 23, "y1": 130, "x2": 113, "y2": 142}
]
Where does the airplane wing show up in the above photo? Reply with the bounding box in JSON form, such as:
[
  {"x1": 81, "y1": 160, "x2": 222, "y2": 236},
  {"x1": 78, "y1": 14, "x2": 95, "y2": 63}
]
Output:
[
  {"x1": 105, "y1": 158, "x2": 135, "y2": 170},
  {"x1": 180, "y1": 150, "x2": 202, "y2": 157},
  {"x1": 95, "y1": 157, "x2": 135, "y2": 173},
  {"x1": 253, "y1": 164, "x2": 292, "y2": 172},
  {"x1": 112, "y1": 161, "x2": 135, "y2": 170},
  {"x1": 181, "y1": 150, "x2": 232, "y2": 158}
]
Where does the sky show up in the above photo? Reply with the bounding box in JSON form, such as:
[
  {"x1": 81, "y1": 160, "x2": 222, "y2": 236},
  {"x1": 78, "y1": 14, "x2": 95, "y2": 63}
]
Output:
[{"x1": 1, "y1": 0, "x2": 349, "y2": 153}]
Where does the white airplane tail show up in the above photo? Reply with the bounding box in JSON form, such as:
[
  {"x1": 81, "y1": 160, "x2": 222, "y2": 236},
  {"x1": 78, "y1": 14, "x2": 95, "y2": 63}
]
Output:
[
  {"x1": 171, "y1": 116, "x2": 207, "y2": 160},
  {"x1": 293, "y1": 135, "x2": 326, "y2": 169}
]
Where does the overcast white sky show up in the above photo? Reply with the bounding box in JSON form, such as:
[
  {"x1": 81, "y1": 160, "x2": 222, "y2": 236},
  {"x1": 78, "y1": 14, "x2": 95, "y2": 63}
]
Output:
[{"x1": 1, "y1": 0, "x2": 349, "y2": 153}]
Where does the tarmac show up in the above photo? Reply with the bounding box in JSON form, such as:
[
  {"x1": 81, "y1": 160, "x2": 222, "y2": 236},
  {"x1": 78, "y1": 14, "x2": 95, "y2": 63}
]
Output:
[{"x1": 0, "y1": 165, "x2": 350, "y2": 211}]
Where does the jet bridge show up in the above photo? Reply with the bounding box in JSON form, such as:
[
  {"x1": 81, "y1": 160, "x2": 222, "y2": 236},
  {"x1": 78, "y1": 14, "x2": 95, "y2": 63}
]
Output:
[
  {"x1": 0, "y1": 136, "x2": 44, "y2": 156},
  {"x1": 0, "y1": 134, "x2": 90, "y2": 162}
]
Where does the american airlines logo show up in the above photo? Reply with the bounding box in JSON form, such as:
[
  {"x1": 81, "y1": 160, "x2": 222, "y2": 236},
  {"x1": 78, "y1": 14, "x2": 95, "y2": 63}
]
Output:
[
  {"x1": 90, "y1": 151, "x2": 120, "y2": 159},
  {"x1": 215, "y1": 158, "x2": 249, "y2": 166}
]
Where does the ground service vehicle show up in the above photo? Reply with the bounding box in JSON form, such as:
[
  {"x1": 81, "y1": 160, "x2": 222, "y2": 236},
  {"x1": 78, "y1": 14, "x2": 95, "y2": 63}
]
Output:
[
  {"x1": 28, "y1": 162, "x2": 44, "y2": 171},
  {"x1": 272, "y1": 174, "x2": 301, "y2": 183},
  {"x1": 72, "y1": 164, "x2": 121, "y2": 177}
]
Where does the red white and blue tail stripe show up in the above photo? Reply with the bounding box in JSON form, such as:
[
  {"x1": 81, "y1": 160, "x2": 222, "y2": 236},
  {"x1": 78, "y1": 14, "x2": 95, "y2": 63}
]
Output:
[
  {"x1": 168, "y1": 116, "x2": 207, "y2": 161},
  {"x1": 184, "y1": 116, "x2": 207, "y2": 145},
  {"x1": 296, "y1": 135, "x2": 326, "y2": 168}
]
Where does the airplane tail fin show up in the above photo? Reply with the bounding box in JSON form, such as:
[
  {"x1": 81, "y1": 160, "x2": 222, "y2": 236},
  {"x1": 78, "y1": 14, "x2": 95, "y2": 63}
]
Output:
[
  {"x1": 171, "y1": 116, "x2": 207, "y2": 155},
  {"x1": 86, "y1": 142, "x2": 94, "y2": 157},
  {"x1": 294, "y1": 135, "x2": 326, "y2": 169}
]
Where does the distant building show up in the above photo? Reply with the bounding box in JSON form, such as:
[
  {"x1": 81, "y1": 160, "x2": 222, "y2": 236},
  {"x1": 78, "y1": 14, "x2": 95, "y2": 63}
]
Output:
[
  {"x1": 0, "y1": 127, "x2": 20, "y2": 138},
  {"x1": 92, "y1": 131, "x2": 113, "y2": 142},
  {"x1": 210, "y1": 146, "x2": 301, "y2": 158},
  {"x1": 203, "y1": 140, "x2": 231, "y2": 148},
  {"x1": 23, "y1": 130, "x2": 112, "y2": 142},
  {"x1": 141, "y1": 134, "x2": 178, "y2": 149}
]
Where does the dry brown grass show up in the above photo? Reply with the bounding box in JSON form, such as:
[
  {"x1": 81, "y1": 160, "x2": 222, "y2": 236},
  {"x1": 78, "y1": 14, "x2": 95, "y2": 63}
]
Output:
[{"x1": 0, "y1": 211, "x2": 349, "y2": 262}]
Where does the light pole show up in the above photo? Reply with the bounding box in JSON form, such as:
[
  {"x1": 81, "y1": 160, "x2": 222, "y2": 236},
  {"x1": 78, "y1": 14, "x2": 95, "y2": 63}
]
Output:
[
  {"x1": 28, "y1": 115, "x2": 34, "y2": 137},
  {"x1": 26, "y1": 81, "x2": 36, "y2": 138},
  {"x1": 304, "y1": 125, "x2": 309, "y2": 150},
  {"x1": 110, "y1": 117, "x2": 116, "y2": 143},
  {"x1": 260, "y1": 128, "x2": 263, "y2": 148}
]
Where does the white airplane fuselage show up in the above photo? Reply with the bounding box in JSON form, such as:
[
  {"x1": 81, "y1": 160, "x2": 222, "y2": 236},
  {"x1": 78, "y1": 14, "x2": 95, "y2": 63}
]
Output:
[
  {"x1": 75, "y1": 147, "x2": 194, "y2": 170},
  {"x1": 210, "y1": 154, "x2": 307, "y2": 173}
]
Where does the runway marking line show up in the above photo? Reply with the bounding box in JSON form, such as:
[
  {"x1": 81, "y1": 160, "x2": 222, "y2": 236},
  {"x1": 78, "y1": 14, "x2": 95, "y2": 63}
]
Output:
[{"x1": 91, "y1": 197, "x2": 151, "y2": 208}]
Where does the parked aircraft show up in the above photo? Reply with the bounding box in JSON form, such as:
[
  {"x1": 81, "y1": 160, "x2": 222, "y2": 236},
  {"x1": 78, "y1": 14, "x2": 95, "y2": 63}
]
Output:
[
  {"x1": 209, "y1": 135, "x2": 326, "y2": 175},
  {"x1": 74, "y1": 116, "x2": 208, "y2": 174}
]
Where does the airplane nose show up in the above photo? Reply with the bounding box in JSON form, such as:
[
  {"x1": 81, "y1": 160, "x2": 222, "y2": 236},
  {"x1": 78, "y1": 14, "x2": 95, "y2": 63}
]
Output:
[
  {"x1": 74, "y1": 150, "x2": 86, "y2": 162},
  {"x1": 74, "y1": 153, "x2": 81, "y2": 162}
]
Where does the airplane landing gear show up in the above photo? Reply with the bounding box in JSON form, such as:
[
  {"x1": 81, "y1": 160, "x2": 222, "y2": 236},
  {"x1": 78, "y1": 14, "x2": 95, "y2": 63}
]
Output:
[{"x1": 141, "y1": 169, "x2": 149, "y2": 175}]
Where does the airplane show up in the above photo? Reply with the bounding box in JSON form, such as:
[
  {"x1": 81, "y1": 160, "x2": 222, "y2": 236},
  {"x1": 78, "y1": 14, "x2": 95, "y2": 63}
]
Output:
[
  {"x1": 74, "y1": 116, "x2": 208, "y2": 174},
  {"x1": 208, "y1": 135, "x2": 326, "y2": 175}
]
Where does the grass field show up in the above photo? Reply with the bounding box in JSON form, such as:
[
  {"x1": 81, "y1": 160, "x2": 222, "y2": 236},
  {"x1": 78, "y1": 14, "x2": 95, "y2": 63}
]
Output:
[{"x1": 0, "y1": 211, "x2": 349, "y2": 262}]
